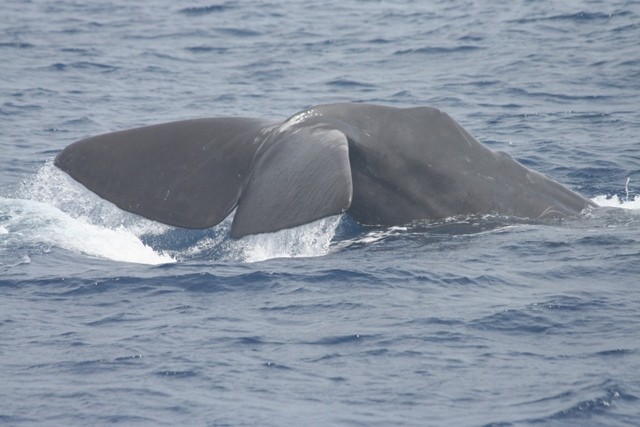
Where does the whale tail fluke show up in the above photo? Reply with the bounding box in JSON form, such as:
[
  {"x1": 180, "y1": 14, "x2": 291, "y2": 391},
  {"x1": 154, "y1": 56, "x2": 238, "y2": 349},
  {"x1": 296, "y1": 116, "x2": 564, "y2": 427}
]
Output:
[{"x1": 54, "y1": 118, "x2": 353, "y2": 237}]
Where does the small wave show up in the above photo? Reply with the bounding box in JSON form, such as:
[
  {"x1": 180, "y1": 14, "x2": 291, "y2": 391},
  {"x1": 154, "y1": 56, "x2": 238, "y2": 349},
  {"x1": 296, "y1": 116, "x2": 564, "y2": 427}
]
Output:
[
  {"x1": 394, "y1": 45, "x2": 482, "y2": 55},
  {"x1": 308, "y1": 334, "x2": 366, "y2": 346},
  {"x1": 41, "y1": 61, "x2": 118, "y2": 73},
  {"x1": 326, "y1": 79, "x2": 375, "y2": 89},
  {"x1": 0, "y1": 42, "x2": 35, "y2": 49},
  {"x1": 512, "y1": 11, "x2": 629, "y2": 24},
  {"x1": 531, "y1": 295, "x2": 607, "y2": 312},
  {"x1": 155, "y1": 370, "x2": 198, "y2": 378},
  {"x1": 179, "y1": 5, "x2": 231, "y2": 16},
  {"x1": 470, "y1": 309, "x2": 557, "y2": 334},
  {"x1": 184, "y1": 46, "x2": 228, "y2": 54},
  {"x1": 525, "y1": 381, "x2": 636, "y2": 424},
  {"x1": 506, "y1": 87, "x2": 611, "y2": 102},
  {"x1": 215, "y1": 27, "x2": 262, "y2": 37}
]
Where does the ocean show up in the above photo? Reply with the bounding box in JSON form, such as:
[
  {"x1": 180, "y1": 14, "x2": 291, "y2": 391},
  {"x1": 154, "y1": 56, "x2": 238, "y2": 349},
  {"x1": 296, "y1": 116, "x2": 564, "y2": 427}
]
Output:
[{"x1": 1, "y1": 0, "x2": 639, "y2": 425}]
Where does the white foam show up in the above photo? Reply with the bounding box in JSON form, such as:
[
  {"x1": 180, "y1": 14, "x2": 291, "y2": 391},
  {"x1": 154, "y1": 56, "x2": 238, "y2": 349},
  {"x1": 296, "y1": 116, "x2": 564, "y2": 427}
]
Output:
[
  {"x1": 0, "y1": 226, "x2": 8, "y2": 235},
  {"x1": 592, "y1": 178, "x2": 640, "y2": 210},
  {"x1": 6, "y1": 161, "x2": 175, "y2": 264},
  {"x1": 592, "y1": 195, "x2": 640, "y2": 210},
  {"x1": 232, "y1": 215, "x2": 342, "y2": 263},
  {"x1": 1, "y1": 197, "x2": 174, "y2": 265},
  {"x1": 50, "y1": 214, "x2": 174, "y2": 265}
]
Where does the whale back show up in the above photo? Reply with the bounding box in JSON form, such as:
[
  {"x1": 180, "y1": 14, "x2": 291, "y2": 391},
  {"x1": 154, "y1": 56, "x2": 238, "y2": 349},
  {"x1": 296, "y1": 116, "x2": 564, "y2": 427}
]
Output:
[{"x1": 308, "y1": 103, "x2": 594, "y2": 224}]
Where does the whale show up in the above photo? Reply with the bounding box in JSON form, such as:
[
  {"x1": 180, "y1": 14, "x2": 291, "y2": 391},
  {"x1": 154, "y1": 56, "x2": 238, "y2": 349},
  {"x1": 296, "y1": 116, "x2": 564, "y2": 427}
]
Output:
[{"x1": 54, "y1": 103, "x2": 596, "y2": 237}]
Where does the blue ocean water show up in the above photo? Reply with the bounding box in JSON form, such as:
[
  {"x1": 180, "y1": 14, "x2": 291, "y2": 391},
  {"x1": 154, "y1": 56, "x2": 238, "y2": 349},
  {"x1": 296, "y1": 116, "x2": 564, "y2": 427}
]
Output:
[{"x1": 1, "y1": 0, "x2": 640, "y2": 425}]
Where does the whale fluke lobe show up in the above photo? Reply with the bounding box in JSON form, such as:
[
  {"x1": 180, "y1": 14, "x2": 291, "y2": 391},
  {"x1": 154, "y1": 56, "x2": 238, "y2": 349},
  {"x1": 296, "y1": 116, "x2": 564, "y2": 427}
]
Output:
[
  {"x1": 54, "y1": 103, "x2": 596, "y2": 237},
  {"x1": 55, "y1": 117, "x2": 274, "y2": 229},
  {"x1": 231, "y1": 125, "x2": 352, "y2": 238}
]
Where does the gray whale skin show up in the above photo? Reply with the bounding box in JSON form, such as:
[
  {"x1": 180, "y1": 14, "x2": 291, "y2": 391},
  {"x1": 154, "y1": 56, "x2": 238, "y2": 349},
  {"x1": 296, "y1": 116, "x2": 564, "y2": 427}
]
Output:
[{"x1": 54, "y1": 103, "x2": 595, "y2": 238}]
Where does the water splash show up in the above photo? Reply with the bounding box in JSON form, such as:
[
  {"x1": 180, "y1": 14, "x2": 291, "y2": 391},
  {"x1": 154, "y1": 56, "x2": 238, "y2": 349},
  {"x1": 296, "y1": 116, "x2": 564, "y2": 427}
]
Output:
[
  {"x1": 0, "y1": 197, "x2": 174, "y2": 265},
  {"x1": 5, "y1": 161, "x2": 341, "y2": 264},
  {"x1": 3, "y1": 161, "x2": 175, "y2": 265},
  {"x1": 230, "y1": 215, "x2": 343, "y2": 263},
  {"x1": 592, "y1": 179, "x2": 640, "y2": 210},
  {"x1": 20, "y1": 160, "x2": 170, "y2": 236},
  {"x1": 592, "y1": 195, "x2": 640, "y2": 210}
]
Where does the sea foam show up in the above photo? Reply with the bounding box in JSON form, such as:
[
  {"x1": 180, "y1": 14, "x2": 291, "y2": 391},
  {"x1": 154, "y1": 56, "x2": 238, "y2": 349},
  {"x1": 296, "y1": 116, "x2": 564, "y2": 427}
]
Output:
[{"x1": 8, "y1": 162, "x2": 175, "y2": 265}]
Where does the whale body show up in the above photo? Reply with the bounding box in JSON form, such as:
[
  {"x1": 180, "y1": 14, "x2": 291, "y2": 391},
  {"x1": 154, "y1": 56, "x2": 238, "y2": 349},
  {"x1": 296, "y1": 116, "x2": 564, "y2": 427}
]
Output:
[{"x1": 54, "y1": 103, "x2": 595, "y2": 237}]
